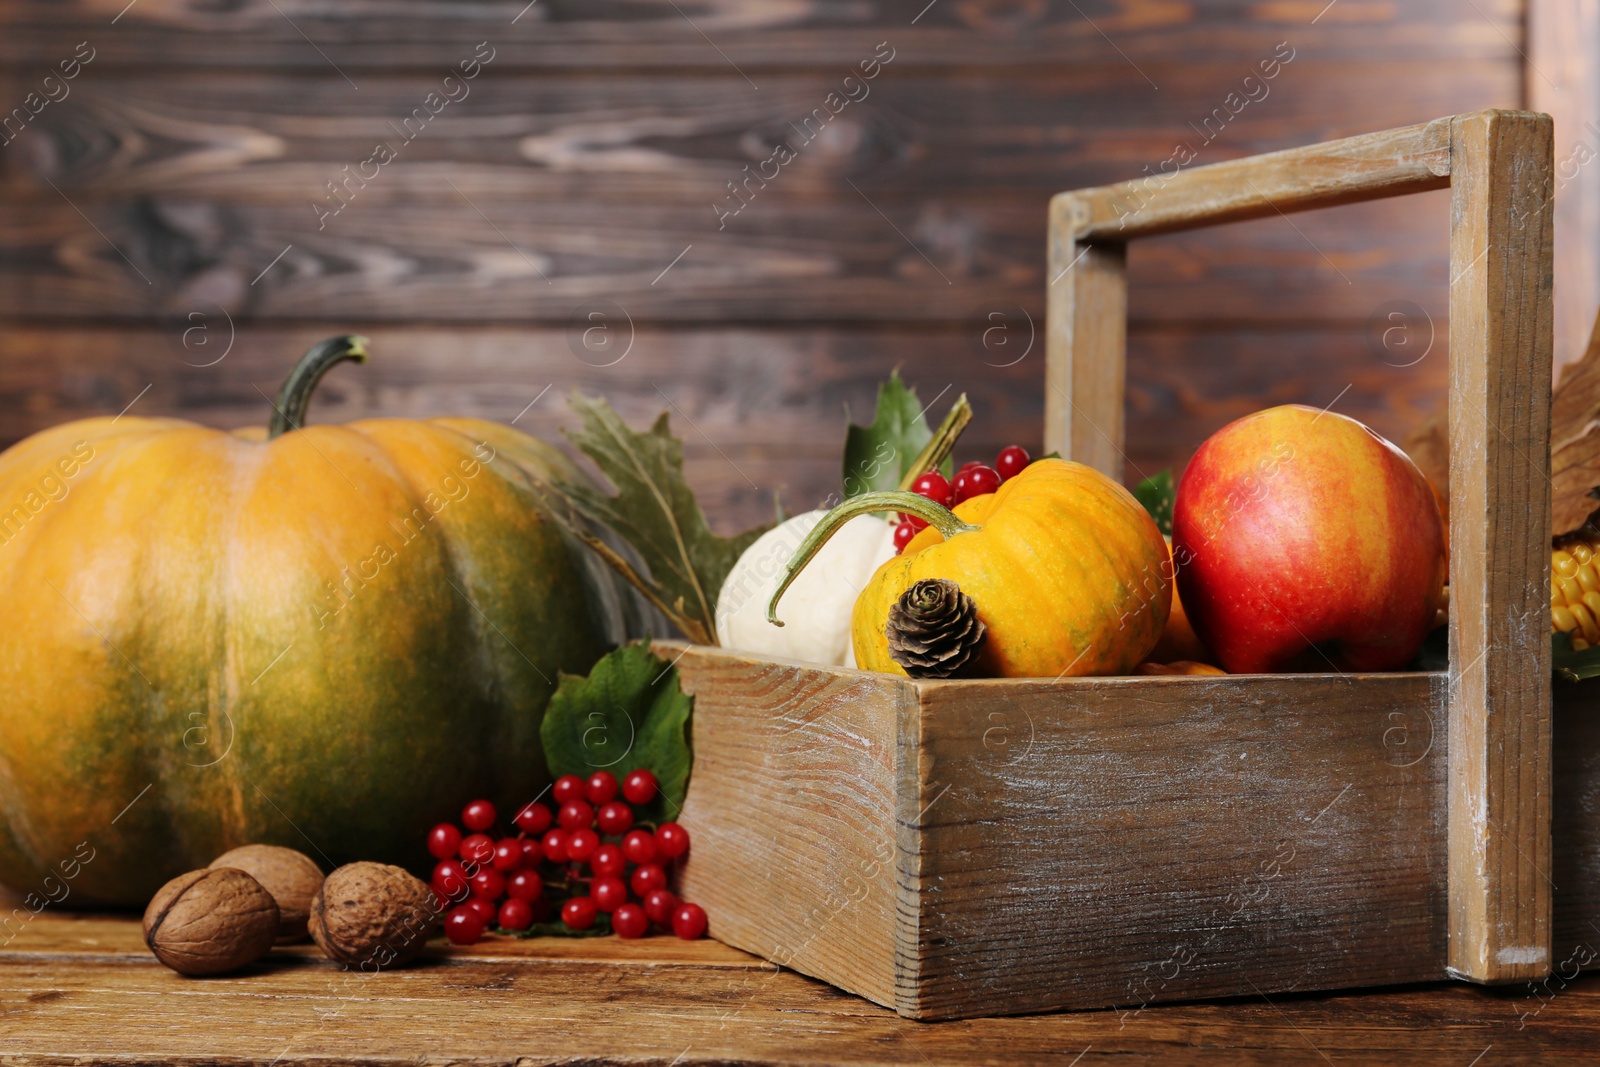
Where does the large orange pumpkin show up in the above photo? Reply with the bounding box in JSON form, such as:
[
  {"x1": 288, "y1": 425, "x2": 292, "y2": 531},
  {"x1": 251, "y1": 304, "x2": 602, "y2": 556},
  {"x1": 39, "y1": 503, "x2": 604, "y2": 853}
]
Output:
[{"x1": 0, "y1": 337, "x2": 626, "y2": 906}]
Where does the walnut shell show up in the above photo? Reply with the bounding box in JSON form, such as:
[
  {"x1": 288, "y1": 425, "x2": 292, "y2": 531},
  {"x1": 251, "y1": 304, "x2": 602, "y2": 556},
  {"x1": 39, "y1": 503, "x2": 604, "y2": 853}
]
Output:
[
  {"x1": 308, "y1": 862, "x2": 436, "y2": 971},
  {"x1": 142, "y1": 868, "x2": 279, "y2": 976},
  {"x1": 210, "y1": 845, "x2": 324, "y2": 944}
]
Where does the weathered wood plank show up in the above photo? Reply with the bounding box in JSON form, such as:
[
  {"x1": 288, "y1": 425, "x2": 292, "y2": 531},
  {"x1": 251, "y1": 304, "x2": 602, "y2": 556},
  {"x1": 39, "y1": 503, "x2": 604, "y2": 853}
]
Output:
[
  {"x1": 0, "y1": 195, "x2": 1034, "y2": 322},
  {"x1": 0, "y1": 324, "x2": 1449, "y2": 529},
  {"x1": 0, "y1": 0, "x2": 1523, "y2": 69},
  {"x1": 2, "y1": 949, "x2": 1597, "y2": 1066},
  {"x1": 1445, "y1": 109, "x2": 1555, "y2": 984},
  {"x1": 0, "y1": 41, "x2": 1512, "y2": 326},
  {"x1": 0, "y1": 65, "x2": 1515, "y2": 203},
  {"x1": 0, "y1": 906, "x2": 764, "y2": 967},
  {"x1": 1046, "y1": 201, "x2": 1127, "y2": 476},
  {"x1": 0, "y1": 194, "x2": 1461, "y2": 324},
  {"x1": 903, "y1": 672, "x2": 1450, "y2": 1018},
  {"x1": 0, "y1": 325, "x2": 1448, "y2": 530},
  {"x1": 1064, "y1": 117, "x2": 1453, "y2": 242},
  {"x1": 0, "y1": 689, "x2": 1597, "y2": 1067},
  {"x1": 671, "y1": 647, "x2": 911, "y2": 1011},
  {"x1": 676, "y1": 658, "x2": 908, "y2": 996},
  {"x1": 1128, "y1": 187, "x2": 1458, "y2": 324}
]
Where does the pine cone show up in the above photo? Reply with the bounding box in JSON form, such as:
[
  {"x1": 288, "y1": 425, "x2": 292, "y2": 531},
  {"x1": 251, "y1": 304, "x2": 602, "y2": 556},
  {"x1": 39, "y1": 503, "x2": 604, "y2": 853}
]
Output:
[{"x1": 886, "y1": 578, "x2": 987, "y2": 678}]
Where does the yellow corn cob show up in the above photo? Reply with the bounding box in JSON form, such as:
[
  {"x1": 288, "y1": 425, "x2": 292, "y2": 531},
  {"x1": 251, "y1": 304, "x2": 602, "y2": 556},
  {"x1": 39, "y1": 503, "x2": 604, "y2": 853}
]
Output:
[{"x1": 1553, "y1": 525, "x2": 1600, "y2": 650}]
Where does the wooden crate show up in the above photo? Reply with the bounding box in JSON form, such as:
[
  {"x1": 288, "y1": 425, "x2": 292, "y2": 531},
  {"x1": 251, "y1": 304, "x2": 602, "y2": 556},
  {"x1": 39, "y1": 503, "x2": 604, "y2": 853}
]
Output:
[{"x1": 669, "y1": 109, "x2": 1561, "y2": 1021}]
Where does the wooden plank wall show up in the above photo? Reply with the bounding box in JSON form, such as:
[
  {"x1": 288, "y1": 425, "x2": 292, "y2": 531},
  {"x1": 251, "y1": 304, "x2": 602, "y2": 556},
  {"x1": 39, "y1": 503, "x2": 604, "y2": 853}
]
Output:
[{"x1": 0, "y1": 0, "x2": 1521, "y2": 528}]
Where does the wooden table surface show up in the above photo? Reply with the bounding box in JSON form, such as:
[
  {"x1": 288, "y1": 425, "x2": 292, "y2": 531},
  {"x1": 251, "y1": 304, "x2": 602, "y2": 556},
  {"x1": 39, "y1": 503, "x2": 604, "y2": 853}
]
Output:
[{"x1": 2, "y1": 912, "x2": 1598, "y2": 1065}]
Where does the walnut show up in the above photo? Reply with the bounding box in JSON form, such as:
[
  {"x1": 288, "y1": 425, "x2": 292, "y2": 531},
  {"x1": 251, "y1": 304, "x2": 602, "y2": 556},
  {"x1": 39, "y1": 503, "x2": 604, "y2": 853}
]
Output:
[
  {"x1": 308, "y1": 862, "x2": 436, "y2": 971},
  {"x1": 142, "y1": 868, "x2": 279, "y2": 976},
  {"x1": 210, "y1": 845, "x2": 324, "y2": 944}
]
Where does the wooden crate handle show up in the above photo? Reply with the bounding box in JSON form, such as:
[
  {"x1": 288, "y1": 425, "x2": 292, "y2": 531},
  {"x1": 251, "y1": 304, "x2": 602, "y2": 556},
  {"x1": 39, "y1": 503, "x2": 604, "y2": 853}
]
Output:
[{"x1": 1046, "y1": 110, "x2": 1554, "y2": 984}]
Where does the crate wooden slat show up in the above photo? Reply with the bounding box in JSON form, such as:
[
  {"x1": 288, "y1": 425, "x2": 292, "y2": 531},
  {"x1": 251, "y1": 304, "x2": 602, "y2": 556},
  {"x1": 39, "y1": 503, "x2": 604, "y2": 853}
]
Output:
[
  {"x1": 1061, "y1": 117, "x2": 1453, "y2": 243},
  {"x1": 905, "y1": 673, "x2": 1447, "y2": 1013},
  {"x1": 1443, "y1": 109, "x2": 1555, "y2": 983}
]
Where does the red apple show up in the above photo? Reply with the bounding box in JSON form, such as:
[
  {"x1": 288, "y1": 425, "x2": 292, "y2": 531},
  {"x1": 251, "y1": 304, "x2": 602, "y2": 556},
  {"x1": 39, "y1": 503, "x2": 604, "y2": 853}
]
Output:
[{"x1": 1172, "y1": 404, "x2": 1446, "y2": 673}]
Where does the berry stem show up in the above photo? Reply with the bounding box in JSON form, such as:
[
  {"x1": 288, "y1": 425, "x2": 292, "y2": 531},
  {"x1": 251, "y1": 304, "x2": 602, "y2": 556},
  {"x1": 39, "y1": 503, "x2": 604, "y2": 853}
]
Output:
[{"x1": 766, "y1": 490, "x2": 978, "y2": 627}]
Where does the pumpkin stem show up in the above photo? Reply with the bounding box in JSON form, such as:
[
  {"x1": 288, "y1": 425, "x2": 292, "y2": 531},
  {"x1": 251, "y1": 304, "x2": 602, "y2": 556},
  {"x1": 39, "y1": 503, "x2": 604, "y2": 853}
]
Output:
[
  {"x1": 267, "y1": 335, "x2": 370, "y2": 439},
  {"x1": 766, "y1": 490, "x2": 977, "y2": 627}
]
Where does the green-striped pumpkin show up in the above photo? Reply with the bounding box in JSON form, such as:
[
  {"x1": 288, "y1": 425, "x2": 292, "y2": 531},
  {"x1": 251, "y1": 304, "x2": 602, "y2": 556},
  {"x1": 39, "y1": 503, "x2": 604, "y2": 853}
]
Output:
[{"x1": 0, "y1": 337, "x2": 625, "y2": 906}]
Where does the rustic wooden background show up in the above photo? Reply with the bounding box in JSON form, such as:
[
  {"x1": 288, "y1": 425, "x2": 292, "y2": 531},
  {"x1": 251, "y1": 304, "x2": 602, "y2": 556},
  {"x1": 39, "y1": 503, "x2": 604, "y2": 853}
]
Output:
[{"x1": 0, "y1": 0, "x2": 1542, "y2": 529}]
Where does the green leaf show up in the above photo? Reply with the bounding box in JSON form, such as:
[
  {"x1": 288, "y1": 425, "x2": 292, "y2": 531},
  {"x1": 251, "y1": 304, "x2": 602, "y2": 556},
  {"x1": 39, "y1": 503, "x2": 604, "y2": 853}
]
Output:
[
  {"x1": 557, "y1": 393, "x2": 772, "y2": 644},
  {"x1": 503, "y1": 915, "x2": 612, "y2": 939},
  {"x1": 843, "y1": 370, "x2": 941, "y2": 499},
  {"x1": 1133, "y1": 469, "x2": 1175, "y2": 537},
  {"x1": 1554, "y1": 630, "x2": 1600, "y2": 682},
  {"x1": 540, "y1": 641, "x2": 692, "y2": 823}
]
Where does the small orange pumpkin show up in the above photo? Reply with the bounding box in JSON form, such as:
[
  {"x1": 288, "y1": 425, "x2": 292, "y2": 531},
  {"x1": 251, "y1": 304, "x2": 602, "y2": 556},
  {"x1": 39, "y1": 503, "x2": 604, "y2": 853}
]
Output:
[{"x1": 770, "y1": 458, "x2": 1171, "y2": 678}]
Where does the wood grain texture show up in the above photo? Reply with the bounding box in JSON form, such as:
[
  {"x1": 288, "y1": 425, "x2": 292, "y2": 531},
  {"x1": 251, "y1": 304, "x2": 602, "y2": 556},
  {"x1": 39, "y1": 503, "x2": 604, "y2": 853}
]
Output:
[
  {"x1": 1065, "y1": 118, "x2": 1453, "y2": 242},
  {"x1": 1045, "y1": 198, "x2": 1126, "y2": 476},
  {"x1": 670, "y1": 644, "x2": 913, "y2": 1010},
  {"x1": 0, "y1": 0, "x2": 1524, "y2": 69},
  {"x1": 0, "y1": 0, "x2": 1525, "y2": 552},
  {"x1": 0, "y1": 40, "x2": 1514, "y2": 328},
  {"x1": 0, "y1": 325, "x2": 1449, "y2": 530},
  {"x1": 5, "y1": 916, "x2": 1600, "y2": 1067},
  {"x1": 0, "y1": 908, "x2": 759, "y2": 966},
  {"x1": 0, "y1": 193, "x2": 1464, "y2": 325},
  {"x1": 0, "y1": 196, "x2": 1026, "y2": 323},
  {"x1": 902, "y1": 672, "x2": 1450, "y2": 1019},
  {"x1": 665, "y1": 655, "x2": 1600, "y2": 1024},
  {"x1": 1, "y1": 66, "x2": 1514, "y2": 204},
  {"x1": 1445, "y1": 109, "x2": 1555, "y2": 984}
]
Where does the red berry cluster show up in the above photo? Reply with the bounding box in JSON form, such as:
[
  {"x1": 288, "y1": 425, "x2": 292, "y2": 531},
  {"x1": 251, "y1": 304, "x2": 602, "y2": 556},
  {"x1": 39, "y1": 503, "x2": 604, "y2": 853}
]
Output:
[
  {"x1": 426, "y1": 769, "x2": 706, "y2": 945},
  {"x1": 894, "y1": 445, "x2": 1031, "y2": 553}
]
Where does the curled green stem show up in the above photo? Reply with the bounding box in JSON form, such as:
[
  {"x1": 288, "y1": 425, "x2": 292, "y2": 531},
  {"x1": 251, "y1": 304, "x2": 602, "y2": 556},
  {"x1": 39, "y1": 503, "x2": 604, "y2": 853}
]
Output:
[
  {"x1": 766, "y1": 490, "x2": 977, "y2": 627},
  {"x1": 267, "y1": 335, "x2": 370, "y2": 439}
]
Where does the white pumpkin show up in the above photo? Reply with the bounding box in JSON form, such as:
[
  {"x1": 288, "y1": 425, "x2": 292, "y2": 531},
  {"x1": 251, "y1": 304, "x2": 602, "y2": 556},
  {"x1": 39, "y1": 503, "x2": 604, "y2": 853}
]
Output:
[{"x1": 716, "y1": 510, "x2": 897, "y2": 667}]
